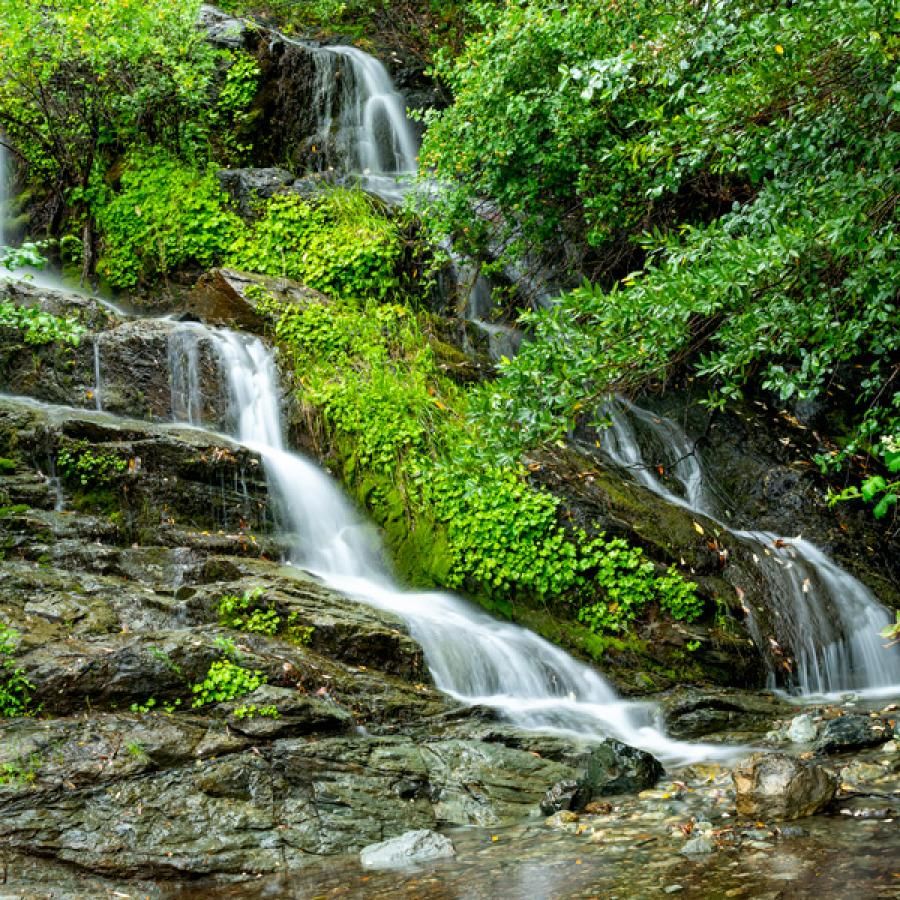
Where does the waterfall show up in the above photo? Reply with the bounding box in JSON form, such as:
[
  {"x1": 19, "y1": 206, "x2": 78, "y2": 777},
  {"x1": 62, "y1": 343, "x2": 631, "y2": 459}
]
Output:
[
  {"x1": 595, "y1": 399, "x2": 900, "y2": 698},
  {"x1": 168, "y1": 324, "x2": 730, "y2": 765},
  {"x1": 168, "y1": 326, "x2": 204, "y2": 426},
  {"x1": 299, "y1": 42, "x2": 419, "y2": 203}
]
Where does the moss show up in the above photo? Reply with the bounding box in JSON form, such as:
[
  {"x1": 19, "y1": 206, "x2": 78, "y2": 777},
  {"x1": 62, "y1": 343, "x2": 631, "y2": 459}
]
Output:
[
  {"x1": 0, "y1": 458, "x2": 17, "y2": 474},
  {"x1": 70, "y1": 488, "x2": 121, "y2": 516}
]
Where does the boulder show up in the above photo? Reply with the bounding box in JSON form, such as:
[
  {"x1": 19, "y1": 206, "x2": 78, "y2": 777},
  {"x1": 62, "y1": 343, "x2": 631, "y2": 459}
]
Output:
[
  {"x1": 359, "y1": 830, "x2": 455, "y2": 869},
  {"x1": 198, "y1": 4, "x2": 249, "y2": 48},
  {"x1": 216, "y1": 167, "x2": 295, "y2": 217},
  {"x1": 185, "y1": 268, "x2": 327, "y2": 331},
  {"x1": 732, "y1": 752, "x2": 837, "y2": 820},
  {"x1": 787, "y1": 713, "x2": 818, "y2": 744},
  {"x1": 539, "y1": 739, "x2": 663, "y2": 814},
  {"x1": 815, "y1": 715, "x2": 890, "y2": 755}
]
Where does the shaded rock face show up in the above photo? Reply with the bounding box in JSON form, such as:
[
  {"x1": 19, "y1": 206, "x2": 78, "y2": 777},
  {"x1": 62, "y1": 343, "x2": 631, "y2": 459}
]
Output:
[
  {"x1": 0, "y1": 280, "x2": 227, "y2": 425},
  {"x1": 733, "y1": 753, "x2": 837, "y2": 821},
  {"x1": 641, "y1": 391, "x2": 900, "y2": 608},
  {"x1": 660, "y1": 688, "x2": 796, "y2": 741},
  {"x1": 0, "y1": 399, "x2": 268, "y2": 537},
  {"x1": 526, "y1": 445, "x2": 766, "y2": 691}
]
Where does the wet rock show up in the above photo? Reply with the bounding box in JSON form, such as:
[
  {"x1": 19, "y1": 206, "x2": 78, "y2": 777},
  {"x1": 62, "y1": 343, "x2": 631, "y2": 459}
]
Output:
[
  {"x1": 185, "y1": 268, "x2": 327, "y2": 331},
  {"x1": 733, "y1": 753, "x2": 837, "y2": 821},
  {"x1": 815, "y1": 715, "x2": 890, "y2": 755},
  {"x1": 198, "y1": 4, "x2": 249, "y2": 48},
  {"x1": 359, "y1": 829, "x2": 455, "y2": 869},
  {"x1": 217, "y1": 167, "x2": 295, "y2": 217},
  {"x1": 787, "y1": 714, "x2": 818, "y2": 744},
  {"x1": 540, "y1": 780, "x2": 582, "y2": 815},
  {"x1": 680, "y1": 835, "x2": 715, "y2": 855},
  {"x1": 544, "y1": 810, "x2": 579, "y2": 829},
  {"x1": 660, "y1": 688, "x2": 792, "y2": 740},
  {"x1": 537, "y1": 740, "x2": 662, "y2": 814}
]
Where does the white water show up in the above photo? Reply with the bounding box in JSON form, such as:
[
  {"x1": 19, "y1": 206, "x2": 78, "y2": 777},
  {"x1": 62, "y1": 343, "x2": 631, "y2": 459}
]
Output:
[
  {"x1": 92, "y1": 336, "x2": 103, "y2": 412},
  {"x1": 595, "y1": 399, "x2": 900, "y2": 698},
  {"x1": 168, "y1": 325, "x2": 731, "y2": 765},
  {"x1": 302, "y1": 43, "x2": 418, "y2": 202}
]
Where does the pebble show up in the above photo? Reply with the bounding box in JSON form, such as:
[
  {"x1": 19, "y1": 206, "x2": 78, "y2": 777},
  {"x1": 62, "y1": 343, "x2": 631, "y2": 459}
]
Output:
[
  {"x1": 680, "y1": 835, "x2": 715, "y2": 856},
  {"x1": 545, "y1": 811, "x2": 579, "y2": 829},
  {"x1": 776, "y1": 825, "x2": 807, "y2": 838},
  {"x1": 787, "y1": 713, "x2": 818, "y2": 744},
  {"x1": 663, "y1": 886, "x2": 684, "y2": 894}
]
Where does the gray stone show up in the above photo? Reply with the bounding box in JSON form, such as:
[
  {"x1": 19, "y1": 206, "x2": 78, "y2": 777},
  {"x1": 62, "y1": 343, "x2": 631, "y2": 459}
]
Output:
[
  {"x1": 359, "y1": 830, "x2": 455, "y2": 869},
  {"x1": 198, "y1": 5, "x2": 248, "y2": 48},
  {"x1": 680, "y1": 835, "x2": 715, "y2": 855},
  {"x1": 733, "y1": 752, "x2": 837, "y2": 821},
  {"x1": 787, "y1": 714, "x2": 818, "y2": 744},
  {"x1": 216, "y1": 168, "x2": 295, "y2": 217},
  {"x1": 815, "y1": 715, "x2": 890, "y2": 755}
]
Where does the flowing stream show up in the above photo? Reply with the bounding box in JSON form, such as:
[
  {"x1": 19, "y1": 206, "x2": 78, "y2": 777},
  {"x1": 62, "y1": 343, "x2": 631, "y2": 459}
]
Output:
[
  {"x1": 168, "y1": 324, "x2": 730, "y2": 765},
  {"x1": 595, "y1": 399, "x2": 900, "y2": 698}
]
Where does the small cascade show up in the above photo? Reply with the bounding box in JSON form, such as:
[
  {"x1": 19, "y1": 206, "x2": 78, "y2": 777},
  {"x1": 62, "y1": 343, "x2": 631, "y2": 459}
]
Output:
[
  {"x1": 301, "y1": 43, "x2": 418, "y2": 201},
  {"x1": 167, "y1": 324, "x2": 730, "y2": 765},
  {"x1": 168, "y1": 326, "x2": 205, "y2": 426},
  {"x1": 595, "y1": 399, "x2": 900, "y2": 697},
  {"x1": 92, "y1": 335, "x2": 103, "y2": 412}
]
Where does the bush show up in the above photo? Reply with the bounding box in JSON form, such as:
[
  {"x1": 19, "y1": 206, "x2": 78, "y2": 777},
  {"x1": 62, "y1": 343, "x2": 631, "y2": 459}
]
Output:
[
  {"x1": 228, "y1": 189, "x2": 402, "y2": 300},
  {"x1": 95, "y1": 150, "x2": 243, "y2": 288}
]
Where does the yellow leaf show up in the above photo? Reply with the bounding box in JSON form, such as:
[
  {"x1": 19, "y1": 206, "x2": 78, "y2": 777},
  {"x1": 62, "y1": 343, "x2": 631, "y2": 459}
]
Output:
[
  {"x1": 693, "y1": 521, "x2": 705, "y2": 535},
  {"x1": 775, "y1": 44, "x2": 784, "y2": 55}
]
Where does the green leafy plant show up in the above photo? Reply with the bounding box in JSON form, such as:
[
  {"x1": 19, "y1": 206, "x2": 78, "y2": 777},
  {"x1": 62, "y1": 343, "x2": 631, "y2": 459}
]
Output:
[
  {"x1": 420, "y1": 0, "x2": 899, "y2": 503},
  {"x1": 95, "y1": 149, "x2": 242, "y2": 288},
  {"x1": 228, "y1": 188, "x2": 402, "y2": 301},
  {"x1": 218, "y1": 587, "x2": 281, "y2": 635},
  {"x1": 56, "y1": 441, "x2": 127, "y2": 488},
  {"x1": 880, "y1": 612, "x2": 900, "y2": 648},
  {"x1": 830, "y1": 435, "x2": 900, "y2": 520},
  {"x1": 0, "y1": 752, "x2": 40, "y2": 786},
  {"x1": 0, "y1": 623, "x2": 33, "y2": 718},
  {"x1": 233, "y1": 703, "x2": 279, "y2": 720},
  {"x1": 285, "y1": 614, "x2": 315, "y2": 646},
  {"x1": 265, "y1": 293, "x2": 703, "y2": 629},
  {"x1": 0, "y1": 302, "x2": 85, "y2": 347},
  {"x1": 191, "y1": 659, "x2": 265, "y2": 708}
]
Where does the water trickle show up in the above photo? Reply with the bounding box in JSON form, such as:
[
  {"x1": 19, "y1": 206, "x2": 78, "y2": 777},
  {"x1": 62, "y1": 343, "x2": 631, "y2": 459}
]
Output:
[
  {"x1": 169, "y1": 325, "x2": 728, "y2": 765},
  {"x1": 92, "y1": 335, "x2": 103, "y2": 412},
  {"x1": 594, "y1": 398, "x2": 900, "y2": 698},
  {"x1": 168, "y1": 326, "x2": 205, "y2": 426}
]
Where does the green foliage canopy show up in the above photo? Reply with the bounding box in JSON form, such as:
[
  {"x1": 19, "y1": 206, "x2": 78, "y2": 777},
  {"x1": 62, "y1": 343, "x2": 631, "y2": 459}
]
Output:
[
  {"x1": 0, "y1": 0, "x2": 215, "y2": 190},
  {"x1": 422, "y1": 0, "x2": 899, "y2": 500}
]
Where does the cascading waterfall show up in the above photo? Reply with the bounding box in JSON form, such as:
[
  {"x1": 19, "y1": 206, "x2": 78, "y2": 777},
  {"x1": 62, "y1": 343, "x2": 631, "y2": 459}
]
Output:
[
  {"x1": 595, "y1": 398, "x2": 900, "y2": 698},
  {"x1": 168, "y1": 323, "x2": 730, "y2": 765},
  {"x1": 300, "y1": 42, "x2": 418, "y2": 202}
]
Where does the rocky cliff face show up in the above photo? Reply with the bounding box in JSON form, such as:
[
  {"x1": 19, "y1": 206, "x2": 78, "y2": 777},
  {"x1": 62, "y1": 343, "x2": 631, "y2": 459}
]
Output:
[{"x1": 0, "y1": 362, "x2": 663, "y2": 887}]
